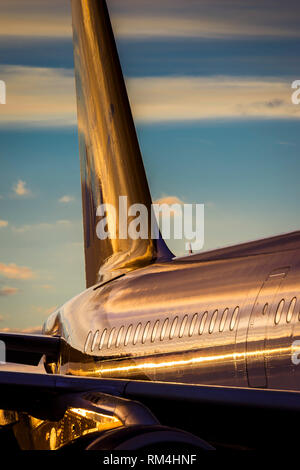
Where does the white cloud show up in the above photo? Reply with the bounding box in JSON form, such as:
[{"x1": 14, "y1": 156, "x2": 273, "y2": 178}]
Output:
[
  {"x1": 0, "y1": 262, "x2": 35, "y2": 280},
  {"x1": 59, "y1": 195, "x2": 74, "y2": 204},
  {"x1": 13, "y1": 180, "x2": 30, "y2": 196},
  {"x1": 112, "y1": 14, "x2": 300, "y2": 40},
  {"x1": 278, "y1": 141, "x2": 296, "y2": 146},
  {"x1": 0, "y1": 220, "x2": 8, "y2": 228},
  {"x1": 154, "y1": 195, "x2": 185, "y2": 217},
  {"x1": 154, "y1": 196, "x2": 184, "y2": 206},
  {"x1": 127, "y1": 76, "x2": 300, "y2": 122},
  {"x1": 1, "y1": 65, "x2": 299, "y2": 128},
  {"x1": 0, "y1": 65, "x2": 76, "y2": 128}
]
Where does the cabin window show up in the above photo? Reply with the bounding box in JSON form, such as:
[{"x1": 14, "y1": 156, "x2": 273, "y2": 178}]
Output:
[
  {"x1": 107, "y1": 327, "x2": 116, "y2": 348},
  {"x1": 142, "y1": 321, "x2": 151, "y2": 344},
  {"x1": 219, "y1": 308, "x2": 228, "y2": 332},
  {"x1": 160, "y1": 318, "x2": 169, "y2": 341},
  {"x1": 99, "y1": 328, "x2": 107, "y2": 350},
  {"x1": 262, "y1": 303, "x2": 269, "y2": 315},
  {"x1": 209, "y1": 310, "x2": 218, "y2": 334},
  {"x1": 116, "y1": 326, "x2": 124, "y2": 347},
  {"x1": 133, "y1": 323, "x2": 142, "y2": 345},
  {"x1": 275, "y1": 299, "x2": 285, "y2": 325},
  {"x1": 189, "y1": 313, "x2": 198, "y2": 336},
  {"x1": 199, "y1": 311, "x2": 208, "y2": 335},
  {"x1": 230, "y1": 306, "x2": 239, "y2": 331},
  {"x1": 287, "y1": 297, "x2": 297, "y2": 323},
  {"x1": 91, "y1": 330, "x2": 99, "y2": 352},
  {"x1": 179, "y1": 315, "x2": 188, "y2": 338},
  {"x1": 151, "y1": 320, "x2": 160, "y2": 342},
  {"x1": 124, "y1": 325, "x2": 133, "y2": 346},
  {"x1": 169, "y1": 316, "x2": 179, "y2": 339},
  {"x1": 84, "y1": 331, "x2": 92, "y2": 353}
]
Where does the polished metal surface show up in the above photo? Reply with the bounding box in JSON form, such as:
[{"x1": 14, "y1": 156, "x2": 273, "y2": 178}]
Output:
[
  {"x1": 71, "y1": 0, "x2": 172, "y2": 288},
  {"x1": 43, "y1": 232, "x2": 300, "y2": 391}
]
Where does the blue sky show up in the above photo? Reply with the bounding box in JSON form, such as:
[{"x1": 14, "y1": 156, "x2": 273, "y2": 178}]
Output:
[{"x1": 0, "y1": 0, "x2": 300, "y2": 331}]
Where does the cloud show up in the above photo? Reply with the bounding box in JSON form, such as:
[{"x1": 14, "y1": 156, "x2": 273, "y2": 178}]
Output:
[
  {"x1": 1, "y1": 0, "x2": 300, "y2": 40},
  {"x1": 56, "y1": 219, "x2": 71, "y2": 225},
  {"x1": 0, "y1": 14, "x2": 72, "y2": 38},
  {"x1": 154, "y1": 195, "x2": 184, "y2": 217},
  {"x1": 0, "y1": 15, "x2": 71, "y2": 38},
  {"x1": 13, "y1": 179, "x2": 31, "y2": 196},
  {"x1": 0, "y1": 262, "x2": 35, "y2": 280},
  {"x1": 0, "y1": 220, "x2": 8, "y2": 228},
  {"x1": 12, "y1": 219, "x2": 72, "y2": 233},
  {"x1": 59, "y1": 195, "x2": 74, "y2": 203},
  {"x1": 110, "y1": 1, "x2": 300, "y2": 40},
  {"x1": 0, "y1": 326, "x2": 41, "y2": 334},
  {"x1": 278, "y1": 141, "x2": 296, "y2": 146},
  {"x1": 2, "y1": 65, "x2": 298, "y2": 127},
  {"x1": 0, "y1": 315, "x2": 4, "y2": 322},
  {"x1": 127, "y1": 76, "x2": 300, "y2": 122},
  {"x1": 0, "y1": 0, "x2": 71, "y2": 38},
  {"x1": 154, "y1": 196, "x2": 184, "y2": 206},
  {"x1": 0, "y1": 286, "x2": 20, "y2": 296},
  {"x1": 0, "y1": 65, "x2": 76, "y2": 128},
  {"x1": 112, "y1": 14, "x2": 300, "y2": 40}
]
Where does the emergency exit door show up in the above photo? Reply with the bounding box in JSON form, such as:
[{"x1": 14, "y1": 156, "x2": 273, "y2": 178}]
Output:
[{"x1": 246, "y1": 267, "x2": 289, "y2": 387}]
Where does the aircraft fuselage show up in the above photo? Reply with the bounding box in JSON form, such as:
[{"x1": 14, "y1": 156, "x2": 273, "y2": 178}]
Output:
[{"x1": 44, "y1": 232, "x2": 300, "y2": 392}]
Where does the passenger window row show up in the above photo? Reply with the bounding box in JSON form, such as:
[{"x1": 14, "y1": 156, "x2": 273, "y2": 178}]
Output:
[
  {"x1": 84, "y1": 306, "x2": 240, "y2": 353},
  {"x1": 274, "y1": 297, "x2": 298, "y2": 325}
]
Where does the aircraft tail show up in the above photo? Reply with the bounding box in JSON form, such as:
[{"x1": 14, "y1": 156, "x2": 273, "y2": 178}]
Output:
[{"x1": 71, "y1": 0, "x2": 173, "y2": 288}]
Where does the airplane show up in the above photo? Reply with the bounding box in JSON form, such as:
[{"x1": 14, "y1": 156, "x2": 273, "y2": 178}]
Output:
[{"x1": 1, "y1": 0, "x2": 300, "y2": 451}]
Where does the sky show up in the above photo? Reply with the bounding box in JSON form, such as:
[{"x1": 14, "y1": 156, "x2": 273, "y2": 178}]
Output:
[{"x1": 0, "y1": 0, "x2": 300, "y2": 331}]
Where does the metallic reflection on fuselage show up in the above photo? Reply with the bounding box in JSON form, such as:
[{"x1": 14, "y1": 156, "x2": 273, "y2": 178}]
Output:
[{"x1": 44, "y1": 232, "x2": 300, "y2": 391}]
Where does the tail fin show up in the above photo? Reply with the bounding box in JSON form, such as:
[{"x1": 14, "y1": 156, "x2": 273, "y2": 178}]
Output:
[{"x1": 71, "y1": 0, "x2": 172, "y2": 287}]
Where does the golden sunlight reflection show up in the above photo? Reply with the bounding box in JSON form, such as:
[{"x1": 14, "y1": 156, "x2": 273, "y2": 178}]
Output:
[{"x1": 97, "y1": 346, "x2": 292, "y2": 376}]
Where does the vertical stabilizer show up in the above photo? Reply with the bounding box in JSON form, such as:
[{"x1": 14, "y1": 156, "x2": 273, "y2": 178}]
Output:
[{"x1": 71, "y1": 0, "x2": 173, "y2": 287}]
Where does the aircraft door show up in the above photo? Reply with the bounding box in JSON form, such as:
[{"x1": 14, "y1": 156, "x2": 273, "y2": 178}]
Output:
[{"x1": 246, "y1": 268, "x2": 289, "y2": 387}]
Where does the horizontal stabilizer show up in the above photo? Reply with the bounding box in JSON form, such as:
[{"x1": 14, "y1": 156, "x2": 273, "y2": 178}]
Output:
[{"x1": 0, "y1": 332, "x2": 64, "y2": 366}]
